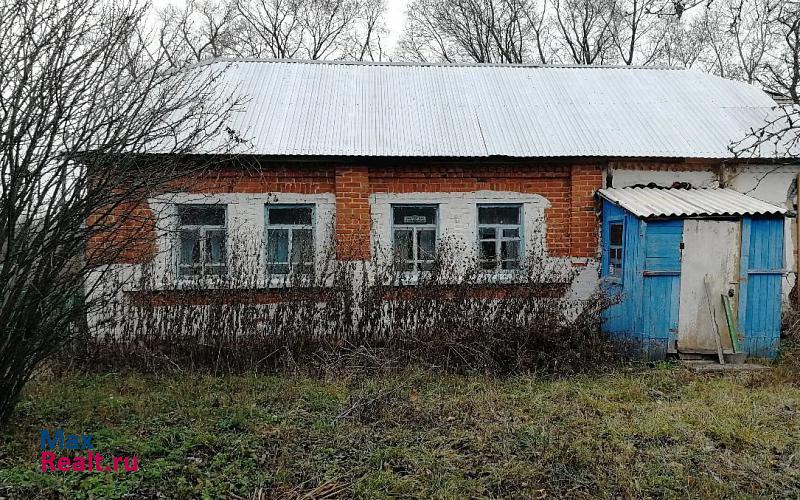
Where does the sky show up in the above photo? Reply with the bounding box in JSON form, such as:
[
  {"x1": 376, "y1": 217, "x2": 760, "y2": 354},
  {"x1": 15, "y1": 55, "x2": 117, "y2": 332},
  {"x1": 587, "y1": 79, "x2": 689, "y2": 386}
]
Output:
[{"x1": 150, "y1": 0, "x2": 411, "y2": 54}]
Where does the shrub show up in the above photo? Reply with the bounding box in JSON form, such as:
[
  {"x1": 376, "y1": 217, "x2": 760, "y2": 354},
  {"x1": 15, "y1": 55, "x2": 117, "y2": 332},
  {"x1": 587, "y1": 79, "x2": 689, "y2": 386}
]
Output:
[{"x1": 69, "y1": 236, "x2": 618, "y2": 376}]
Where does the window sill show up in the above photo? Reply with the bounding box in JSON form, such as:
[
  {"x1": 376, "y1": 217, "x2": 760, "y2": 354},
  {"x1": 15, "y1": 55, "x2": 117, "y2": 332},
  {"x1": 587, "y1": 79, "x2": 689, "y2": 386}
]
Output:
[
  {"x1": 124, "y1": 276, "x2": 320, "y2": 292},
  {"x1": 380, "y1": 270, "x2": 535, "y2": 287},
  {"x1": 476, "y1": 270, "x2": 525, "y2": 284}
]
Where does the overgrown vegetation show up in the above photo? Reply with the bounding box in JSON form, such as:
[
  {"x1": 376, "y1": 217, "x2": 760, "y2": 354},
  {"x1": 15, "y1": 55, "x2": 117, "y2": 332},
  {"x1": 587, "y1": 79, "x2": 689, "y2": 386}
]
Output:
[
  {"x1": 78, "y1": 239, "x2": 617, "y2": 376},
  {"x1": 2, "y1": 364, "x2": 799, "y2": 498},
  {"x1": 0, "y1": 0, "x2": 237, "y2": 425}
]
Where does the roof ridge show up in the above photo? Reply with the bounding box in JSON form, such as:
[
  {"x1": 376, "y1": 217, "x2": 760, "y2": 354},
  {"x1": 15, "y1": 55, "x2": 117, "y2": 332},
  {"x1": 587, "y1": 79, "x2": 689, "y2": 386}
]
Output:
[{"x1": 184, "y1": 57, "x2": 686, "y2": 71}]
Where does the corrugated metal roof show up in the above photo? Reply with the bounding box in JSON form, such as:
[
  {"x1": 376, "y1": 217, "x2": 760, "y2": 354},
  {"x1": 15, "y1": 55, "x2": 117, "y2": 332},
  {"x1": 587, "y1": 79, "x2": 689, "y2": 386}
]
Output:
[
  {"x1": 598, "y1": 187, "x2": 787, "y2": 217},
  {"x1": 186, "y1": 58, "x2": 783, "y2": 158}
]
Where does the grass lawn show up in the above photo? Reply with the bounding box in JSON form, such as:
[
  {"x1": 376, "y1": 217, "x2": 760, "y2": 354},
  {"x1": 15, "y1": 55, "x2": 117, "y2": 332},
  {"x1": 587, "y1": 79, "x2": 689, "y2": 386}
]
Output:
[{"x1": 1, "y1": 363, "x2": 799, "y2": 498}]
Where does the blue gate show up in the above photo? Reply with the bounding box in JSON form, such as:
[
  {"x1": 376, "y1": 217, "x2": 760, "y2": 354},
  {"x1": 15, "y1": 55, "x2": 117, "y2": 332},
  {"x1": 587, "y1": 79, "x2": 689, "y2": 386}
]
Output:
[
  {"x1": 640, "y1": 220, "x2": 683, "y2": 358},
  {"x1": 739, "y1": 217, "x2": 784, "y2": 358}
]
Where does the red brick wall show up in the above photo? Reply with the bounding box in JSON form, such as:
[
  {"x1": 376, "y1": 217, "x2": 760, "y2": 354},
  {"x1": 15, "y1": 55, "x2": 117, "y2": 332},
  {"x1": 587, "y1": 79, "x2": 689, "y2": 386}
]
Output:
[
  {"x1": 96, "y1": 158, "x2": 728, "y2": 266},
  {"x1": 171, "y1": 165, "x2": 335, "y2": 194},
  {"x1": 569, "y1": 165, "x2": 604, "y2": 257},
  {"x1": 87, "y1": 200, "x2": 157, "y2": 265},
  {"x1": 87, "y1": 165, "x2": 335, "y2": 265},
  {"x1": 368, "y1": 164, "x2": 577, "y2": 257},
  {"x1": 334, "y1": 166, "x2": 371, "y2": 260}
]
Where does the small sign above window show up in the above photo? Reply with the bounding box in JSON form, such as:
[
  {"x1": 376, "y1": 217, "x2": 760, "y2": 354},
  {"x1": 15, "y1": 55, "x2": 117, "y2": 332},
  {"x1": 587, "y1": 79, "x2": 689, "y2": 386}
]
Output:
[{"x1": 393, "y1": 206, "x2": 436, "y2": 226}]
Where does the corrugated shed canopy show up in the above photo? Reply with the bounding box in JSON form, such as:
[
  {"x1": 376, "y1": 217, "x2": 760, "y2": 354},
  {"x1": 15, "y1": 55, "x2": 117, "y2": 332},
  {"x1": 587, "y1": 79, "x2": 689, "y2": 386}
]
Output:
[
  {"x1": 182, "y1": 58, "x2": 783, "y2": 158},
  {"x1": 598, "y1": 187, "x2": 787, "y2": 218}
]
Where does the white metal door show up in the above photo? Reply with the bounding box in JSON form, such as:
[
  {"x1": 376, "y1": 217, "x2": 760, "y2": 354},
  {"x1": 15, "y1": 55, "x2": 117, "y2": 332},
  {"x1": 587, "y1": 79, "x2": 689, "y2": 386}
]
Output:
[{"x1": 677, "y1": 220, "x2": 740, "y2": 353}]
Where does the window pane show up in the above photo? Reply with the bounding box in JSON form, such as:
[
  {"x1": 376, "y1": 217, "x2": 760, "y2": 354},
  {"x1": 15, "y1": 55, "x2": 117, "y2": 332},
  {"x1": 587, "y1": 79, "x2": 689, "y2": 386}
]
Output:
[
  {"x1": 480, "y1": 241, "x2": 497, "y2": 261},
  {"x1": 393, "y1": 206, "x2": 437, "y2": 225},
  {"x1": 292, "y1": 229, "x2": 314, "y2": 262},
  {"x1": 394, "y1": 229, "x2": 413, "y2": 261},
  {"x1": 417, "y1": 229, "x2": 436, "y2": 261},
  {"x1": 610, "y1": 223, "x2": 623, "y2": 246},
  {"x1": 501, "y1": 239, "x2": 521, "y2": 270},
  {"x1": 206, "y1": 230, "x2": 226, "y2": 264},
  {"x1": 179, "y1": 230, "x2": 201, "y2": 264},
  {"x1": 479, "y1": 227, "x2": 496, "y2": 239},
  {"x1": 501, "y1": 240, "x2": 520, "y2": 261},
  {"x1": 179, "y1": 206, "x2": 225, "y2": 226},
  {"x1": 267, "y1": 229, "x2": 289, "y2": 263},
  {"x1": 478, "y1": 206, "x2": 520, "y2": 225},
  {"x1": 503, "y1": 228, "x2": 519, "y2": 238},
  {"x1": 268, "y1": 207, "x2": 312, "y2": 225}
]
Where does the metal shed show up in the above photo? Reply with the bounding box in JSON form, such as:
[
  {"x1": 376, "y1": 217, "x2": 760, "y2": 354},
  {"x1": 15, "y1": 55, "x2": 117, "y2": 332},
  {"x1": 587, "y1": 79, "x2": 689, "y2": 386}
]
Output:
[{"x1": 598, "y1": 187, "x2": 788, "y2": 360}]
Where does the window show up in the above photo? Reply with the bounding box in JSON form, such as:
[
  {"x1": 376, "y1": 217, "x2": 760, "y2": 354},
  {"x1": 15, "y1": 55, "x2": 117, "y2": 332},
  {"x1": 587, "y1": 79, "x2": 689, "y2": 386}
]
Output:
[
  {"x1": 478, "y1": 205, "x2": 522, "y2": 270},
  {"x1": 392, "y1": 205, "x2": 437, "y2": 271},
  {"x1": 608, "y1": 222, "x2": 624, "y2": 279},
  {"x1": 178, "y1": 205, "x2": 227, "y2": 278},
  {"x1": 265, "y1": 205, "x2": 314, "y2": 275}
]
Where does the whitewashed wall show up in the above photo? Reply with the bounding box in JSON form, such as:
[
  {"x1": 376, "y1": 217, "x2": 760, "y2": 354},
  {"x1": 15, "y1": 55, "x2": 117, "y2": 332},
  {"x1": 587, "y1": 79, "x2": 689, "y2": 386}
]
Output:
[
  {"x1": 609, "y1": 168, "x2": 719, "y2": 189},
  {"x1": 370, "y1": 190, "x2": 549, "y2": 263},
  {"x1": 146, "y1": 192, "x2": 336, "y2": 288},
  {"x1": 369, "y1": 190, "x2": 599, "y2": 301},
  {"x1": 86, "y1": 192, "x2": 336, "y2": 337},
  {"x1": 88, "y1": 188, "x2": 602, "y2": 336}
]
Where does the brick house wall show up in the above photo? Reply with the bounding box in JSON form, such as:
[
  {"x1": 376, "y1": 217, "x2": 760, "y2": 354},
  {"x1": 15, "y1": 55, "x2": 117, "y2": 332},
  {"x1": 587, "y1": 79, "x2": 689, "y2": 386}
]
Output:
[
  {"x1": 92, "y1": 158, "x2": 736, "y2": 274},
  {"x1": 89, "y1": 157, "x2": 725, "y2": 268}
]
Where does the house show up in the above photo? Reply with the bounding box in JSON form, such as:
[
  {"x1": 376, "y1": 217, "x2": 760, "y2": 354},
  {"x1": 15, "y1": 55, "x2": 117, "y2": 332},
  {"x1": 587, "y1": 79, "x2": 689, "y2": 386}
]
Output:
[{"x1": 88, "y1": 59, "x2": 799, "y2": 358}]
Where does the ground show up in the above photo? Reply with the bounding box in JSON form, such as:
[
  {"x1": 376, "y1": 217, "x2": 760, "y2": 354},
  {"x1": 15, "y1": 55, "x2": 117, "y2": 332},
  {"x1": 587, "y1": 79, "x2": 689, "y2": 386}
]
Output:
[{"x1": 1, "y1": 363, "x2": 799, "y2": 498}]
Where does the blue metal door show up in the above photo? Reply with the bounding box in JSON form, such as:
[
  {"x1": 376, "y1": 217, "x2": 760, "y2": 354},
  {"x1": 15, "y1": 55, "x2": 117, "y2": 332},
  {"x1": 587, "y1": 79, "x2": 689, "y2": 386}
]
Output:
[
  {"x1": 640, "y1": 220, "x2": 683, "y2": 358},
  {"x1": 739, "y1": 217, "x2": 784, "y2": 358}
]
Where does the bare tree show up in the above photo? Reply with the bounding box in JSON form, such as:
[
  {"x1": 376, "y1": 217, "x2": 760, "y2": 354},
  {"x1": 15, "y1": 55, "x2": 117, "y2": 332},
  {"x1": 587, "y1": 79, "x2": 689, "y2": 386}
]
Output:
[
  {"x1": 611, "y1": 0, "x2": 664, "y2": 65},
  {"x1": 342, "y1": 0, "x2": 387, "y2": 61},
  {"x1": 656, "y1": 16, "x2": 708, "y2": 68},
  {"x1": 234, "y1": 0, "x2": 386, "y2": 60},
  {"x1": 646, "y1": 0, "x2": 714, "y2": 18},
  {"x1": 396, "y1": 0, "x2": 549, "y2": 63},
  {"x1": 152, "y1": 0, "x2": 388, "y2": 65},
  {"x1": 551, "y1": 0, "x2": 618, "y2": 64},
  {"x1": 726, "y1": 0, "x2": 781, "y2": 84},
  {"x1": 157, "y1": 0, "x2": 243, "y2": 67},
  {"x1": 761, "y1": 0, "x2": 800, "y2": 103},
  {"x1": 731, "y1": 3, "x2": 799, "y2": 176},
  {"x1": 0, "y1": 0, "x2": 238, "y2": 424},
  {"x1": 236, "y1": 0, "x2": 305, "y2": 58},
  {"x1": 298, "y1": 0, "x2": 361, "y2": 59},
  {"x1": 698, "y1": 3, "x2": 738, "y2": 78}
]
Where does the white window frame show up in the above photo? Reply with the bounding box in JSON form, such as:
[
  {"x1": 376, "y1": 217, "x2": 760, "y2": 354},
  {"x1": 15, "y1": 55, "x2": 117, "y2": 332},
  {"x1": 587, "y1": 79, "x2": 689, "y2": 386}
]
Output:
[
  {"x1": 391, "y1": 204, "x2": 439, "y2": 273},
  {"x1": 477, "y1": 204, "x2": 524, "y2": 272},
  {"x1": 607, "y1": 219, "x2": 624, "y2": 282},
  {"x1": 264, "y1": 204, "x2": 315, "y2": 276},
  {"x1": 176, "y1": 204, "x2": 227, "y2": 278}
]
